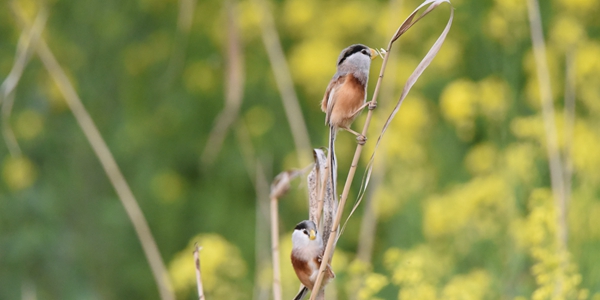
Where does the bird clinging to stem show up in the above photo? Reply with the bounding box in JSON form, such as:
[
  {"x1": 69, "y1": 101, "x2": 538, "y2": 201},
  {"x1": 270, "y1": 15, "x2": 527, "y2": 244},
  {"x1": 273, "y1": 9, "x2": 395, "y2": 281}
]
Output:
[
  {"x1": 320, "y1": 44, "x2": 378, "y2": 212},
  {"x1": 290, "y1": 220, "x2": 334, "y2": 300}
]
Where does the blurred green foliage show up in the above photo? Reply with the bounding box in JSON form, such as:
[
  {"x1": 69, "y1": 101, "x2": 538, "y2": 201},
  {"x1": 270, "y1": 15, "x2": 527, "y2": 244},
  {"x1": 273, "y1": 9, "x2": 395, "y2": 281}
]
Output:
[{"x1": 1, "y1": 0, "x2": 600, "y2": 299}]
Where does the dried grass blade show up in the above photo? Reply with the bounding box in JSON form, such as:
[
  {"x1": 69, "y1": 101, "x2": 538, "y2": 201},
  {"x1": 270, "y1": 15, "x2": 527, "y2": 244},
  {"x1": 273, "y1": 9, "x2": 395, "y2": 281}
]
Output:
[
  {"x1": 308, "y1": 149, "x2": 327, "y2": 224},
  {"x1": 270, "y1": 169, "x2": 303, "y2": 199},
  {"x1": 12, "y1": 12, "x2": 176, "y2": 298},
  {"x1": 201, "y1": 1, "x2": 245, "y2": 165},
  {"x1": 1, "y1": 9, "x2": 47, "y2": 156},
  {"x1": 270, "y1": 167, "x2": 308, "y2": 300},
  {"x1": 252, "y1": 0, "x2": 312, "y2": 166},
  {"x1": 309, "y1": 148, "x2": 337, "y2": 244},
  {"x1": 344, "y1": 0, "x2": 454, "y2": 232},
  {"x1": 309, "y1": 2, "x2": 454, "y2": 298}
]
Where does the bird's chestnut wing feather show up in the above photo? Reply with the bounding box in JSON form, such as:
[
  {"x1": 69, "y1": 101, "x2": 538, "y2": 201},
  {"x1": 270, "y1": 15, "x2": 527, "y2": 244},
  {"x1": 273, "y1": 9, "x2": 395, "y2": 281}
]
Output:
[{"x1": 322, "y1": 74, "x2": 346, "y2": 126}]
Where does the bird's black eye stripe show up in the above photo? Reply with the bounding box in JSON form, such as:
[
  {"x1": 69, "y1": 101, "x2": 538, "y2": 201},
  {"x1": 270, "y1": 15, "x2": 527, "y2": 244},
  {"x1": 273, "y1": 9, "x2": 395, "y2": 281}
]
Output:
[{"x1": 337, "y1": 45, "x2": 369, "y2": 66}]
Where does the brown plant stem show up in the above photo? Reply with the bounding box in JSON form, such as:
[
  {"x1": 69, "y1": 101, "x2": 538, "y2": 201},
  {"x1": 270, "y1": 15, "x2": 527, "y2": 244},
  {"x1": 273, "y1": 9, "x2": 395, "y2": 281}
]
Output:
[
  {"x1": 1, "y1": 9, "x2": 47, "y2": 157},
  {"x1": 526, "y1": 0, "x2": 568, "y2": 296},
  {"x1": 254, "y1": 164, "x2": 272, "y2": 300},
  {"x1": 251, "y1": 0, "x2": 312, "y2": 166},
  {"x1": 356, "y1": 0, "x2": 403, "y2": 266},
  {"x1": 30, "y1": 29, "x2": 175, "y2": 300},
  {"x1": 233, "y1": 123, "x2": 272, "y2": 300},
  {"x1": 309, "y1": 2, "x2": 453, "y2": 297},
  {"x1": 201, "y1": 0, "x2": 245, "y2": 164},
  {"x1": 270, "y1": 194, "x2": 282, "y2": 300},
  {"x1": 309, "y1": 30, "x2": 394, "y2": 300}
]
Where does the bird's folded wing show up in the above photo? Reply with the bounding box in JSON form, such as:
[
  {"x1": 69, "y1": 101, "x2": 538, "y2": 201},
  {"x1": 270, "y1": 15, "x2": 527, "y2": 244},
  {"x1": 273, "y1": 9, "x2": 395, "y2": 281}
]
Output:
[{"x1": 322, "y1": 75, "x2": 345, "y2": 126}]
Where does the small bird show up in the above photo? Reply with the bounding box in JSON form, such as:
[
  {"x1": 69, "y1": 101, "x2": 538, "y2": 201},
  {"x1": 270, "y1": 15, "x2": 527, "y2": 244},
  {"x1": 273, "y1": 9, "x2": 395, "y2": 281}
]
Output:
[
  {"x1": 291, "y1": 220, "x2": 334, "y2": 300},
  {"x1": 322, "y1": 44, "x2": 378, "y2": 144},
  {"x1": 321, "y1": 44, "x2": 378, "y2": 208}
]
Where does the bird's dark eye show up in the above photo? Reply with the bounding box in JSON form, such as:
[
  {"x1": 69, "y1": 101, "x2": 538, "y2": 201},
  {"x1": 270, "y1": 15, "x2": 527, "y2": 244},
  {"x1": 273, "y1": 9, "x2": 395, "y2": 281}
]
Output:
[
  {"x1": 362, "y1": 49, "x2": 368, "y2": 55},
  {"x1": 303, "y1": 230, "x2": 308, "y2": 235}
]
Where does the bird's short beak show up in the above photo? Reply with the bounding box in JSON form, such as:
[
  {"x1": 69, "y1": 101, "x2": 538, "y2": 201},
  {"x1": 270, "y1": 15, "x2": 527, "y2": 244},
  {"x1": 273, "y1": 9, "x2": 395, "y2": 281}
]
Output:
[
  {"x1": 370, "y1": 48, "x2": 378, "y2": 60},
  {"x1": 309, "y1": 230, "x2": 316, "y2": 240}
]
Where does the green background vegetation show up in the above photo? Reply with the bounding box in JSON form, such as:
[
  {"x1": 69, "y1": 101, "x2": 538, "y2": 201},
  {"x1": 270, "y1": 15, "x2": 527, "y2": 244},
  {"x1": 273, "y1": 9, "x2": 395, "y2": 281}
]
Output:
[{"x1": 1, "y1": 0, "x2": 599, "y2": 299}]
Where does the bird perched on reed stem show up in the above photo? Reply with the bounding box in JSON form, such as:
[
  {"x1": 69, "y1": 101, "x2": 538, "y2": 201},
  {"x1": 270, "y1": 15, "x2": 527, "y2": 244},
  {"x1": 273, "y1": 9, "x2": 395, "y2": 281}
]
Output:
[
  {"x1": 320, "y1": 44, "x2": 378, "y2": 215},
  {"x1": 291, "y1": 220, "x2": 334, "y2": 300},
  {"x1": 322, "y1": 44, "x2": 378, "y2": 143}
]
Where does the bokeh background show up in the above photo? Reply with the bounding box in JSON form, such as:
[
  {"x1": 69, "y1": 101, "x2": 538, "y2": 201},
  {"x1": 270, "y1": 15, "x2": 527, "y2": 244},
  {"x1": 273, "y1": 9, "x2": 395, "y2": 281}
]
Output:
[{"x1": 1, "y1": 0, "x2": 599, "y2": 299}]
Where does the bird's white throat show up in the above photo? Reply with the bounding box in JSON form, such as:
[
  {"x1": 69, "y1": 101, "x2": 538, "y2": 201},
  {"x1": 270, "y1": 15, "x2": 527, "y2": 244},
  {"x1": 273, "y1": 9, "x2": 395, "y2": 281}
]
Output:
[{"x1": 292, "y1": 230, "x2": 323, "y2": 261}]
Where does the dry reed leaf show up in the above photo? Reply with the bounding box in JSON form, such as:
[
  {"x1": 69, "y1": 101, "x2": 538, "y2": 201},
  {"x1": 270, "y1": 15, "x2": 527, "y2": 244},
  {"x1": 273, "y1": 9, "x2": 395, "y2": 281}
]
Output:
[
  {"x1": 315, "y1": 149, "x2": 338, "y2": 245},
  {"x1": 201, "y1": 1, "x2": 244, "y2": 165},
  {"x1": 270, "y1": 169, "x2": 304, "y2": 200},
  {"x1": 308, "y1": 149, "x2": 327, "y2": 223},
  {"x1": 307, "y1": 149, "x2": 338, "y2": 245},
  {"x1": 345, "y1": 0, "x2": 454, "y2": 227},
  {"x1": 310, "y1": 1, "x2": 454, "y2": 298},
  {"x1": 1, "y1": 9, "x2": 47, "y2": 157}
]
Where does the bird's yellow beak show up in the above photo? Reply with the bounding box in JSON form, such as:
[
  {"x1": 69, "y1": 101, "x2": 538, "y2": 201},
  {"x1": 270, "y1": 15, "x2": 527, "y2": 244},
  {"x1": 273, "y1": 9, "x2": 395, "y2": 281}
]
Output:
[
  {"x1": 309, "y1": 230, "x2": 316, "y2": 240},
  {"x1": 370, "y1": 48, "x2": 378, "y2": 60}
]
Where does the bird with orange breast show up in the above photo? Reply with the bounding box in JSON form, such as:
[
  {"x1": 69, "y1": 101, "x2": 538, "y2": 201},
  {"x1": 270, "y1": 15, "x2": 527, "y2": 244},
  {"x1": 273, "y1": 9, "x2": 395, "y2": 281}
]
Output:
[
  {"x1": 290, "y1": 45, "x2": 378, "y2": 300},
  {"x1": 321, "y1": 44, "x2": 378, "y2": 201},
  {"x1": 290, "y1": 220, "x2": 333, "y2": 300},
  {"x1": 322, "y1": 44, "x2": 378, "y2": 144}
]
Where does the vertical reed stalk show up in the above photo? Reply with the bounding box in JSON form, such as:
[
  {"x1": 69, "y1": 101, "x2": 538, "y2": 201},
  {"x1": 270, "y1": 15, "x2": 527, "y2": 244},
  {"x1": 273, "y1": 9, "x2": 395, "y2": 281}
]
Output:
[
  {"x1": 251, "y1": 0, "x2": 312, "y2": 166},
  {"x1": 309, "y1": 2, "x2": 453, "y2": 297},
  {"x1": 270, "y1": 195, "x2": 282, "y2": 300},
  {"x1": 18, "y1": 21, "x2": 175, "y2": 300},
  {"x1": 526, "y1": 0, "x2": 568, "y2": 296}
]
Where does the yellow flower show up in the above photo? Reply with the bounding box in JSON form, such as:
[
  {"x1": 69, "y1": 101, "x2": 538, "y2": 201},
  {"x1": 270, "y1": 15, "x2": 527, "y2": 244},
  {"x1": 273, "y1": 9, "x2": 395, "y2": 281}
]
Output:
[
  {"x1": 151, "y1": 170, "x2": 186, "y2": 203},
  {"x1": 183, "y1": 61, "x2": 217, "y2": 94},
  {"x1": 123, "y1": 31, "x2": 171, "y2": 75},
  {"x1": 465, "y1": 143, "x2": 498, "y2": 175},
  {"x1": 441, "y1": 270, "x2": 492, "y2": 300},
  {"x1": 550, "y1": 15, "x2": 586, "y2": 51},
  {"x1": 440, "y1": 78, "x2": 478, "y2": 140},
  {"x1": 244, "y1": 105, "x2": 275, "y2": 137},
  {"x1": 502, "y1": 143, "x2": 539, "y2": 185},
  {"x1": 486, "y1": 0, "x2": 528, "y2": 47},
  {"x1": 289, "y1": 39, "x2": 340, "y2": 96},
  {"x1": 169, "y1": 234, "x2": 248, "y2": 299},
  {"x1": 555, "y1": 0, "x2": 599, "y2": 21},
  {"x1": 2, "y1": 156, "x2": 38, "y2": 191},
  {"x1": 16, "y1": 110, "x2": 44, "y2": 141},
  {"x1": 477, "y1": 76, "x2": 510, "y2": 122}
]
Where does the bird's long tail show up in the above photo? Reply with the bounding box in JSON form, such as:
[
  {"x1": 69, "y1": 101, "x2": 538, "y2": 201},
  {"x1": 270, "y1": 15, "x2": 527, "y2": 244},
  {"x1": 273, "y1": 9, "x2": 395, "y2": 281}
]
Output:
[
  {"x1": 292, "y1": 286, "x2": 325, "y2": 300},
  {"x1": 328, "y1": 125, "x2": 337, "y2": 207},
  {"x1": 293, "y1": 286, "x2": 308, "y2": 300},
  {"x1": 320, "y1": 125, "x2": 338, "y2": 245}
]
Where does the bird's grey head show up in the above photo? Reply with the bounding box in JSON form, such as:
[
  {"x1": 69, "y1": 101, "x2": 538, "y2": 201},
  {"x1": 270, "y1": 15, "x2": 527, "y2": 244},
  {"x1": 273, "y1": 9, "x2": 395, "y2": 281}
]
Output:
[
  {"x1": 336, "y1": 44, "x2": 374, "y2": 73},
  {"x1": 292, "y1": 220, "x2": 322, "y2": 251}
]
